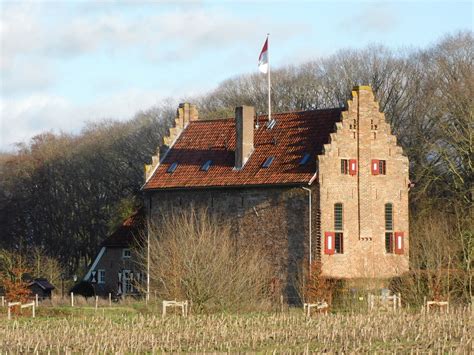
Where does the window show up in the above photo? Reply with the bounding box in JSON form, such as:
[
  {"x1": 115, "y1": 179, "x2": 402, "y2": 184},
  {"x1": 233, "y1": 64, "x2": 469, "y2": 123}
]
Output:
[
  {"x1": 334, "y1": 203, "x2": 343, "y2": 231},
  {"x1": 262, "y1": 156, "x2": 274, "y2": 168},
  {"x1": 299, "y1": 153, "x2": 310, "y2": 166},
  {"x1": 122, "y1": 249, "x2": 131, "y2": 259},
  {"x1": 122, "y1": 270, "x2": 132, "y2": 294},
  {"x1": 385, "y1": 203, "x2": 394, "y2": 253},
  {"x1": 379, "y1": 160, "x2": 386, "y2": 175},
  {"x1": 341, "y1": 159, "x2": 349, "y2": 174},
  {"x1": 201, "y1": 160, "x2": 212, "y2": 171},
  {"x1": 334, "y1": 203, "x2": 344, "y2": 254},
  {"x1": 385, "y1": 203, "x2": 393, "y2": 231},
  {"x1": 167, "y1": 162, "x2": 178, "y2": 173},
  {"x1": 267, "y1": 119, "x2": 276, "y2": 129},
  {"x1": 335, "y1": 233, "x2": 344, "y2": 254},
  {"x1": 98, "y1": 270, "x2": 105, "y2": 284},
  {"x1": 385, "y1": 232, "x2": 394, "y2": 253},
  {"x1": 372, "y1": 159, "x2": 386, "y2": 175},
  {"x1": 341, "y1": 159, "x2": 357, "y2": 175}
]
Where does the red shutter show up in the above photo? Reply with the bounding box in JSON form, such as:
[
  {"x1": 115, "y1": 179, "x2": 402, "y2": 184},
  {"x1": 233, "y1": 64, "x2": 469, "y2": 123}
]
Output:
[
  {"x1": 324, "y1": 232, "x2": 335, "y2": 255},
  {"x1": 371, "y1": 159, "x2": 379, "y2": 175},
  {"x1": 349, "y1": 159, "x2": 357, "y2": 176},
  {"x1": 394, "y1": 232, "x2": 404, "y2": 254}
]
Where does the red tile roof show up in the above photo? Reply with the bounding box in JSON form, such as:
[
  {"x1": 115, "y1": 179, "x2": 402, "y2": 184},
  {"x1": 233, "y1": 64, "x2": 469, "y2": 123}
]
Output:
[
  {"x1": 143, "y1": 108, "x2": 342, "y2": 190},
  {"x1": 101, "y1": 209, "x2": 144, "y2": 248}
]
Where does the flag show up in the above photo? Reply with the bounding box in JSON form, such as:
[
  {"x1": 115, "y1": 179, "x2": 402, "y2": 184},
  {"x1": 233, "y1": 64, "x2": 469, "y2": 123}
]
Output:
[{"x1": 258, "y1": 37, "x2": 268, "y2": 74}]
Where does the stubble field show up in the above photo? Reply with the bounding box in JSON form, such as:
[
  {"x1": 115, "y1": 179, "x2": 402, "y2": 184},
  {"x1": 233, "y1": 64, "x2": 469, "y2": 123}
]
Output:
[{"x1": 0, "y1": 306, "x2": 471, "y2": 353}]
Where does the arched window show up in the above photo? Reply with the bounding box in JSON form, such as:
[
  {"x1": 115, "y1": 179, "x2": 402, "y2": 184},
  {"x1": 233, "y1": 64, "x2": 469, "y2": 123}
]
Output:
[{"x1": 385, "y1": 203, "x2": 394, "y2": 253}]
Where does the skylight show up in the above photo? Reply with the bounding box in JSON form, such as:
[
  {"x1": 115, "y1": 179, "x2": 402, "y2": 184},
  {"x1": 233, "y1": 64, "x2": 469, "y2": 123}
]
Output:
[
  {"x1": 267, "y1": 119, "x2": 277, "y2": 129},
  {"x1": 262, "y1": 156, "x2": 274, "y2": 168},
  {"x1": 201, "y1": 160, "x2": 212, "y2": 171},
  {"x1": 167, "y1": 162, "x2": 178, "y2": 173},
  {"x1": 299, "y1": 153, "x2": 311, "y2": 165}
]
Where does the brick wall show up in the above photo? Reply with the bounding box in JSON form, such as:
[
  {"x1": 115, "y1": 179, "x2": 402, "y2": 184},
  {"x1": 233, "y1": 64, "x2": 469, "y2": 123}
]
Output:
[
  {"x1": 318, "y1": 86, "x2": 409, "y2": 279},
  {"x1": 94, "y1": 247, "x2": 141, "y2": 296},
  {"x1": 148, "y1": 186, "x2": 318, "y2": 298}
]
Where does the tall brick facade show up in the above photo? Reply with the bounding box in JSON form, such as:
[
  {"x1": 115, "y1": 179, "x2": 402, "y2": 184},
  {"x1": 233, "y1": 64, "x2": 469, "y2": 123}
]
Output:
[{"x1": 318, "y1": 86, "x2": 409, "y2": 278}]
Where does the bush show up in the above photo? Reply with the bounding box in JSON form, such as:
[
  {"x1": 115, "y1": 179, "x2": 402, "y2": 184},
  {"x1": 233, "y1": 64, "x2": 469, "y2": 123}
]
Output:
[{"x1": 139, "y1": 208, "x2": 273, "y2": 313}]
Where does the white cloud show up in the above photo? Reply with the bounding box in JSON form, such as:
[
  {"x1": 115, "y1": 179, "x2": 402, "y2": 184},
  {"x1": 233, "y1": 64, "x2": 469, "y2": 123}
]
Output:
[{"x1": 0, "y1": 88, "x2": 166, "y2": 151}]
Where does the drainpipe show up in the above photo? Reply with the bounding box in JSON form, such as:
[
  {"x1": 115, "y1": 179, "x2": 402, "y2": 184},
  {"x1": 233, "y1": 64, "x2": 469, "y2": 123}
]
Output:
[
  {"x1": 301, "y1": 187, "x2": 312, "y2": 275},
  {"x1": 146, "y1": 195, "x2": 151, "y2": 304}
]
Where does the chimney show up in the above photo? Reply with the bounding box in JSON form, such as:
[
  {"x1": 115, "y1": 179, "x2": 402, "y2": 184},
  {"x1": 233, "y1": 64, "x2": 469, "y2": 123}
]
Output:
[{"x1": 235, "y1": 105, "x2": 255, "y2": 169}]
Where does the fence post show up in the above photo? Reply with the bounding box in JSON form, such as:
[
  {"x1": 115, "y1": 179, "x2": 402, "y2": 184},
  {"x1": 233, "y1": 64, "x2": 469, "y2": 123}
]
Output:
[
  {"x1": 35, "y1": 294, "x2": 39, "y2": 307},
  {"x1": 280, "y1": 295, "x2": 284, "y2": 313},
  {"x1": 109, "y1": 293, "x2": 112, "y2": 307},
  {"x1": 162, "y1": 301, "x2": 166, "y2": 317},
  {"x1": 32, "y1": 303, "x2": 35, "y2": 318},
  {"x1": 70, "y1": 292, "x2": 74, "y2": 307},
  {"x1": 7, "y1": 304, "x2": 11, "y2": 320},
  {"x1": 1, "y1": 296, "x2": 4, "y2": 307}
]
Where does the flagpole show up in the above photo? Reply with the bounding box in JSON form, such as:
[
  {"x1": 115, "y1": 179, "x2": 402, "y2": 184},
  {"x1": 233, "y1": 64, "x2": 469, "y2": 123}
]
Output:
[{"x1": 267, "y1": 33, "x2": 271, "y2": 122}]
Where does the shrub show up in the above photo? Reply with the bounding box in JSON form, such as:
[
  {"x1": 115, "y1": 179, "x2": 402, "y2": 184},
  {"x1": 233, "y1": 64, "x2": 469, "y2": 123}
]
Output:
[{"x1": 138, "y1": 208, "x2": 273, "y2": 313}]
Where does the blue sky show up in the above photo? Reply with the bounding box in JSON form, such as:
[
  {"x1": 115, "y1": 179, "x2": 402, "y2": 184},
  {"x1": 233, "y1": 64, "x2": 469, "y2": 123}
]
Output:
[{"x1": 0, "y1": 0, "x2": 472, "y2": 151}]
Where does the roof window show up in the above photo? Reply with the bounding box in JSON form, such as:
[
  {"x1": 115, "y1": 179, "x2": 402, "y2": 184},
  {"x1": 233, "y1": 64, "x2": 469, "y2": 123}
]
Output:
[
  {"x1": 201, "y1": 160, "x2": 212, "y2": 171},
  {"x1": 262, "y1": 156, "x2": 274, "y2": 168},
  {"x1": 299, "y1": 153, "x2": 311, "y2": 165},
  {"x1": 167, "y1": 162, "x2": 178, "y2": 173},
  {"x1": 267, "y1": 119, "x2": 277, "y2": 129}
]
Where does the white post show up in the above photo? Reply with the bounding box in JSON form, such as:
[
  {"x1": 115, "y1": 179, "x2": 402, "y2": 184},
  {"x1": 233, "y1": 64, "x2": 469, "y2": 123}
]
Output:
[
  {"x1": 95, "y1": 296, "x2": 98, "y2": 311},
  {"x1": 35, "y1": 294, "x2": 39, "y2": 307},
  {"x1": 146, "y1": 197, "x2": 151, "y2": 304},
  {"x1": 162, "y1": 301, "x2": 166, "y2": 317},
  {"x1": 70, "y1": 292, "x2": 74, "y2": 307},
  {"x1": 32, "y1": 303, "x2": 35, "y2": 318},
  {"x1": 109, "y1": 293, "x2": 112, "y2": 307}
]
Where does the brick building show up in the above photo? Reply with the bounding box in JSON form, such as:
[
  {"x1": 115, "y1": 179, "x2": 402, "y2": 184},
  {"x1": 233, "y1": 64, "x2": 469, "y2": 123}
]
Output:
[
  {"x1": 83, "y1": 210, "x2": 144, "y2": 297},
  {"x1": 142, "y1": 85, "x2": 410, "y2": 287},
  {"x1": 84, "y1": 85, "x2": 410, "y2": 296}
]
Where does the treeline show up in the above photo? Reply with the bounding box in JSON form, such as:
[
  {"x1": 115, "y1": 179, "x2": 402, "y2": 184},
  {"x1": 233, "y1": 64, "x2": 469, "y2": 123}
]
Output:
[
  {"x1": 0, "y1": 105, "x2": 175, "y2": 275},
  {"x1": 0, "y1": 32, "x2": 472, "y2": 292}
]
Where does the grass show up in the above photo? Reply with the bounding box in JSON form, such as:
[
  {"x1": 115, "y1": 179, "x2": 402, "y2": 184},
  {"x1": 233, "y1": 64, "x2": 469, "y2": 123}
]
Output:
[{"x1": 0, "y1": 303, "x2": 471, "y2": 352}]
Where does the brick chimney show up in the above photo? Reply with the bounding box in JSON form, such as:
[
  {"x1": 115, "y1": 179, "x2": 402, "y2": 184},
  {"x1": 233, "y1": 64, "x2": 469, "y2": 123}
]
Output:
[{"x1": 235, "y1": 105, "x2": 255, "y2": 169}]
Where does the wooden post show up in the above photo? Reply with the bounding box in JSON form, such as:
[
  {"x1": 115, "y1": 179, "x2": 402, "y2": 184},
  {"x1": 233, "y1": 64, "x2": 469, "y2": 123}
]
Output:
[
  {"x1": 95, "y1": 296, "x2": 98, "y2": 311},
  {"x1": 70, "y1": 292, "x2": 74, "y2": 307},
  {"x1": 1, "y1": 296, "x2": 4, "y2": 307},
  {"x1": 35, "y1": 294, "x2": 39, "y2": 307},
  {"x1": 109, "y1": 293, "x2": 112, "y2": 307},
  {"x1": 32, "y1": 303, "x2": 35, "y2": 318},
  {"x1": 7, "y1": 302, "x2": 21, "y2": 320},
  {"x1": 162, "y1": 301, "x2": 166, "y2": 317}
]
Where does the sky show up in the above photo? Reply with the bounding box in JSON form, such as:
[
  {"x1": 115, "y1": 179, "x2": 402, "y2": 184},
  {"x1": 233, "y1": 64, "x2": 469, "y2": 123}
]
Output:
[{"x1": 0, "y1": 0, "x2": 472, "y2": 151}]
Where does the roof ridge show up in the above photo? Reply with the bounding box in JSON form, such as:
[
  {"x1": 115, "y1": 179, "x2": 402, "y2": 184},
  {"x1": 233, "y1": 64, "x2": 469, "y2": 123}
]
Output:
[{"x1": 190, "y1": 107, "x2": 344, "y2": 123}]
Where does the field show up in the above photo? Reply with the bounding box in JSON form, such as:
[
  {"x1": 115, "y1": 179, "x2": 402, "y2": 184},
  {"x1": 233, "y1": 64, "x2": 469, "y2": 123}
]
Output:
[{"x1": 0, "y1": 304, "x2": 471, "y2": 352}]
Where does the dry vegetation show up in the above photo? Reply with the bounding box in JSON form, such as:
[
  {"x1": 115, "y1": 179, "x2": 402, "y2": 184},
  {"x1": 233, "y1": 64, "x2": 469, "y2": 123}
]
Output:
[{"x1": 0, "y1": 307, "x2": 471, "y2": 352}]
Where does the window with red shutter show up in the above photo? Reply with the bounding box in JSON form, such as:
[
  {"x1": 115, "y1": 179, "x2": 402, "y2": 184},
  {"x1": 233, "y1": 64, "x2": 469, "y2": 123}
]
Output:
[
  {"x1": 394, "y1": 232, "x2": 404, "y2": 254},
  {"x1": 324, "y1": 232, "x2": 335, "y2": 255},
  {"x1": 349, "y1": 159, "x2": 357, "y2": 175}
]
